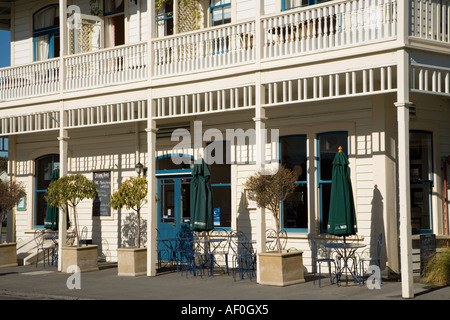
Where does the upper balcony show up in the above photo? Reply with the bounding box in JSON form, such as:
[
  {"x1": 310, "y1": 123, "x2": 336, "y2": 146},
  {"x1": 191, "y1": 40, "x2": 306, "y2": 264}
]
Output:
[{"x1": 0, "y1": 0, "x2": 449, "y2": 104}]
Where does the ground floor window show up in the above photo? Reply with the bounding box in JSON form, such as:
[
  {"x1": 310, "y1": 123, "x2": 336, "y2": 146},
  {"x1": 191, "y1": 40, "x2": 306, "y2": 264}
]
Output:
[
  {"x1": 207, "y1": 141, "x2": 231, "y2": 228},
  {"x1": 410, "y1": 130, "x2": 433, "y2": 234},
  {"x1": 317, "y1": 132, "x2": 348, "y2": 233},
  {"x1": 280, "y1": 135, "x2": 308, "y2": 231},
  {"x1": 34, "y1": 154, "x2": 59, "y2": 228}
]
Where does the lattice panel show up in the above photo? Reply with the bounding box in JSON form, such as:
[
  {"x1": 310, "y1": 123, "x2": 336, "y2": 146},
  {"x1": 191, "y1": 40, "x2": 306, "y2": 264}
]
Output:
[{"x1": 178, "y1": 0, "x2": 199, "y2": 33}]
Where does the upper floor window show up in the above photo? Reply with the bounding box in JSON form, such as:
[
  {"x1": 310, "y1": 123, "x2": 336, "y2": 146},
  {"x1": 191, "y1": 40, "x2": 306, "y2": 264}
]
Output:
[
  {"x1": 104, "y1": 0, "x2": 125, "y2": 47},
  {"x1": 282, "y1": 0, "x2": 330, "y2": 11},
  {"x1": 33, "y1": 4, "x2": 60, "y2": 61},
  {"x1": 156, "y1": 0, "x2": 174, "y2": 37},
  {"x1": 210, "y1": 0, "x2": 231, "y2": 26}
]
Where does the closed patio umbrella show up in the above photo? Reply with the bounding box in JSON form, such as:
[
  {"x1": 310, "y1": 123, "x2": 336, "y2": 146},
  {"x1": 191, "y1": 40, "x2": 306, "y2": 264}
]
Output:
[
  {"x1": 327, "y1": 146, "x2": 357, "y2": 243},
  {"x1": 190, "y1": 158, "x2": 214, "y2": 232},
  {"x1": 44, "y1": 166, "x2": 59, "y2": 231}
]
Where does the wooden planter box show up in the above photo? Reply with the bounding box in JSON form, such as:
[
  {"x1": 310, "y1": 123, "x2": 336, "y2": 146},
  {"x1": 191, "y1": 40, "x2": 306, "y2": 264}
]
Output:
[
  {"x1": 258, "y1": 250, "x2": 305, "y2": 286},
  {"x1": 0, "y1": 243, "x2": 18, "y2": 267},
  {"x1": 117, "y1": 247, "x2": 147, "y2": 276},
  {"x1": 61, "y1": 245, "x2": 99, "y2": 273}
]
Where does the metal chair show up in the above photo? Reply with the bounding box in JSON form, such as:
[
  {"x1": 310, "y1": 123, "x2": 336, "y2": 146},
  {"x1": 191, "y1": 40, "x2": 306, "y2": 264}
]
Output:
[
  {"x1": 175, "y1": 225, "x2": 208, "y2": 278},
  {"x1": 358, "y1": 233, "x2": 383, "y2": 286},
  {"x1": 208, "y1": 228, "x2": 230, "y2": 275},
  {"x1": 266, "y1": 228, "x2": 287, "y2": 252},
  {"x1": 34, "y1": 229, "x2": 58, "y2": 268},
  {"x1": 228, "y1": 230, "x2": 256, "y2": 281},
  {"x1": 308, "y1": 234, "x2": 338, "y2": 287}
]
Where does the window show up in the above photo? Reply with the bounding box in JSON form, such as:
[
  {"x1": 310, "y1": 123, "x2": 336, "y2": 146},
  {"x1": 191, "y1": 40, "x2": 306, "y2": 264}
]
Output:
[
  {"x1": 33, "y1": 5, "x2": 60, "y2": 61},
  {"x1": 317, "y1": 132, "x2": 348, "y2": 232},
  {"x1": 34, "y1": 154, "x2": 59, "y2": 227},
  {"x1": 104, "y1": 0, "x2": 125, "y2": 47},
  {"x1": 410, "y1": 131, "x2": 433, "y2": 234},
  {"x1": 282, "y1": 0, "x2": 330, "y2": 11},
  {"x1": 280, "y1": 135, "x2": 308, "y2": 231},
  {"x1": 210, "y1": 0, "x2": 231, "y2": 26},
  {"x1": 156, "y1": 0, "x2": 174, "y2": 37},
  {"x1": 206, "y1": 141, "x2": 231, "y2": 228}
]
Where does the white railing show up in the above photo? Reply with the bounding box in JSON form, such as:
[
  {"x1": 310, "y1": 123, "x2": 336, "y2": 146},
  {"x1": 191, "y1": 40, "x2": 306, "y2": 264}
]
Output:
[
  {"x1": 411, "y1": 63, "x2": 450, "y2": 95},
  {"x1": 153, "y1": 20, "x2": 255, "y2": 78},
  {"x1": 410, "y1": 0, "x2": 450, "y2": 43},
  {"x1": 0, "y1": 58, "x2": 60, "y2": 101},
  {"x1": 263, "y1": 0, "x2": 397, "y2": 60},
  {"x1": 64, "y1": 42, "x2": 147, "y2": 91}
]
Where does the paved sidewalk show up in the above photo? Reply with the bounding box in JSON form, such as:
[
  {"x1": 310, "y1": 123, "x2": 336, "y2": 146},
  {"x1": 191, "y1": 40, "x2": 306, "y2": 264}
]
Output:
[{"x1": 0, "y1": 263, "x2": 448, "y2": 302}]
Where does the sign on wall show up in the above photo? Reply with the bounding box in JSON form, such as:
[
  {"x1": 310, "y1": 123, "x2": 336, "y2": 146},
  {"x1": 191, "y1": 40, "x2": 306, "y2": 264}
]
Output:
[{"x1": 93, "y1": 171, "x2": 111, "y2": 217}]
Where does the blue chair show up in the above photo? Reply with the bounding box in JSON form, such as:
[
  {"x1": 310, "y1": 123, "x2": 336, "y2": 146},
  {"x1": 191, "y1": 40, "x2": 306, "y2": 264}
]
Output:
[
  {"x1": 308, "y1": 234, "x2": 338, "y2": 287},
  {"x1": 208, "y1": 228, "x2": 230, "y2": 275},
  {"x1": 229, "y1": 230, "x2": 256, "y2": 281},
  {"x1": 358, "y1": 233, "x2": 383, "y2": 286}
]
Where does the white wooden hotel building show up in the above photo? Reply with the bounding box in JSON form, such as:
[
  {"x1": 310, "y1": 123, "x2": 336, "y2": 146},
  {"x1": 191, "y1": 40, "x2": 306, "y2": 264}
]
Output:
[{"x1": 0, "y1": 0, "x2": 449, "y2": 294}]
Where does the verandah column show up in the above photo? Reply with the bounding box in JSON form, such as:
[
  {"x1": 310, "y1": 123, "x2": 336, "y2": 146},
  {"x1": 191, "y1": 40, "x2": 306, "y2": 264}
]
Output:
[
  {"x1": 396, "y1": 47, "x2": 414, "y2": 299},
  {"x1": 254, "y1": 0, "x2": 266, "y2": 284},
  {"x1": 146, "y1": 98, "x2": 158, "y2": 277},
  {"x1": 57, "y1": 0, "x2": 68, "y2": 272}
]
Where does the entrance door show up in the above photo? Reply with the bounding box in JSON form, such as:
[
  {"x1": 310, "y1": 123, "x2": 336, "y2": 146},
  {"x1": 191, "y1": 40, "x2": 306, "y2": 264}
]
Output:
[{"x1": 157, "y1": 176, "x2": 191, "y2": 240}]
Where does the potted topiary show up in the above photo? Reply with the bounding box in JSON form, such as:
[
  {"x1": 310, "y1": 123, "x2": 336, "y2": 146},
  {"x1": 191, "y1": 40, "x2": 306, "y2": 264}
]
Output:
[
  {"x1": 46, "y1": 174, "x2": 99, "y2": 272},
  {"x1": 244, "y1": 166, "x2": 305, "y2": 286},
  {"x1": 0, "y1": 180, "x2": 26, "y2": 267},
  {"x1": 109, "y1": 177, "x2": 148, "y2": 276}
]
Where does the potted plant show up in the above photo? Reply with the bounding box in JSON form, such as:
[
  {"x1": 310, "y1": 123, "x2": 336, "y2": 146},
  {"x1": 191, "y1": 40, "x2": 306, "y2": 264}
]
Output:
[
  {"x1": 244, "y1": 166, "x2": 305, "y2": 286},
  {"x1": 46, "y1": 174, "x2": 99, "y2": 272},
  {"x1": 0, "y1": 180, "x2": 26, "y2": 267},
  {"x1": 109, "y1": 176, "x2": 148, "y2": 276}
]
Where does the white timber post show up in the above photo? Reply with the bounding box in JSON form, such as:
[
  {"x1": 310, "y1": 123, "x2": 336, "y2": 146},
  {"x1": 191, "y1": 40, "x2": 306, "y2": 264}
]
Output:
[
  {"x1": 395, "y1": 0, "x2": 414, "y2": 299},
  {"x1": 57, "y1": 0, "x2": 68, "y2": 272},
  {"x1": 146, "y1": 98, "x2": 158, "y2": 276},
  {"x1": 254, "y1": 0, "x2": 267, "y2": 284},
  {"x1": 146, "y1": 0, "x2": 158, "y2": 277}
]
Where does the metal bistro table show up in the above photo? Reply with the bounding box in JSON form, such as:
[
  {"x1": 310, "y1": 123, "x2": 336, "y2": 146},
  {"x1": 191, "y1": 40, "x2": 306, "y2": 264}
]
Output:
[
  {"x1": 324, "y1": 242, "x2": 366, "y2": 285},
  {"x1": 195, "y1": 237, "x2": 228, "y2": 276}
]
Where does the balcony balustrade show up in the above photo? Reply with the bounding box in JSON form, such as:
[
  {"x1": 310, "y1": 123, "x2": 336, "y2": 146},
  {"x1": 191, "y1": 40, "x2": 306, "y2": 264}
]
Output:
[{"x1": 0, "y1": 0, "x2": 449, "y2": 102}]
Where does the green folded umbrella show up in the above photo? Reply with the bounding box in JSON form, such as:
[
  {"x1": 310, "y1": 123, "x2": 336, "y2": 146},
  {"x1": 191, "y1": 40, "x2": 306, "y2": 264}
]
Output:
[
  {"x1": 327, "y1": 148, "x2": 357, "y2": 241},
  {"x1": 190, "y1": 158, "x2": 214, "y2": 232}
]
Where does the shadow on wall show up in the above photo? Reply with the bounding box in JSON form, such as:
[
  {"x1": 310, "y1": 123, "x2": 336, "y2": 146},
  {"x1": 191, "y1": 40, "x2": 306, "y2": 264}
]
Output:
[{"x1": 371, "y1": 184, "x2": 386, "y2": 270}]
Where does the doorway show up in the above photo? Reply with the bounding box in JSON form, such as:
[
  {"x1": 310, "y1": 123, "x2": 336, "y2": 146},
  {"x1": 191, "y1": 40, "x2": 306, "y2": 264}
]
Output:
[{"x1": 157, "y1": 176, "x2": 191, "y2": 240}]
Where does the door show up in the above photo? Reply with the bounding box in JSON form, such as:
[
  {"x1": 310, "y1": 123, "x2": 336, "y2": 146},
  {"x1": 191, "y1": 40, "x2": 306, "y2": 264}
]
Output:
[{"x1": 157, "y1": 176, "x2": 191, "y2": 241}]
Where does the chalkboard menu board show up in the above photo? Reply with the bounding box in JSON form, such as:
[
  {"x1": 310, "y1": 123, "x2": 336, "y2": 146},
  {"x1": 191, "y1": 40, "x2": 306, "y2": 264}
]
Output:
[
  {"x1": 93, "y1": 171, "x2": 111, "y2": 217},
  {"x1": 420, "y1": 234, "x2": 436, "y2": 274}
]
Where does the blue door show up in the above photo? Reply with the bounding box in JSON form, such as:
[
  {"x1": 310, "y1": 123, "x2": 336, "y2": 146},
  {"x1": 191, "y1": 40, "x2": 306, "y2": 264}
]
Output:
[{"x1": 157, "y1": 176, "x2": 191, "y2": 241}]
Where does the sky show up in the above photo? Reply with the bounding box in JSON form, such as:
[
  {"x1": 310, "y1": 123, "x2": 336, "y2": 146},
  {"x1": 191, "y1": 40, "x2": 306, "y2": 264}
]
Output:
[
  {"x1": 0, "y1": 30, "x2": 10, "y2": 157},
  {"x1": 0, "y1": 30, "x2": 11, "y2": 68}
]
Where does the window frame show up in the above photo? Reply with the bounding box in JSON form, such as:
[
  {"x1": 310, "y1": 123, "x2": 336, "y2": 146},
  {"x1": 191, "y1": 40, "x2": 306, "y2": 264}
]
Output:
[
  {"x1": 280, "y1": 134, "x2": 308, "y2": 233},
  {"x1": 410, "y1": 130, "x2": 434, "y2": 234},
  {"x1": 32, "y1": 4, "x2": 60, "y2": 61},
  {"x1": 34, "y1": 154, "x2": 59, "y2": 229},
  {"x1": 210, "y1": 0, "x2": 232, "y2": 27},
  {"x1": 316, "y1": 131, "x2": 348, "y2": 233},
  {"x1": 206, "y1": 140, "x2": 232, "y2": 230},
  {"x1": 282, "y1": 0, "x2": 330, "y2": 11}
]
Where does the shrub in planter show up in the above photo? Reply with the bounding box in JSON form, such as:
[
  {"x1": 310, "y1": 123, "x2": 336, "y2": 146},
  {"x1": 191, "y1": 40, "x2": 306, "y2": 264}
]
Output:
[
  {"x1": 46, "y1": 174, "x2": 98, "y2": 272},
  {"x1": 110, "y1": 177, "x2": 148, "y2": 276}
]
